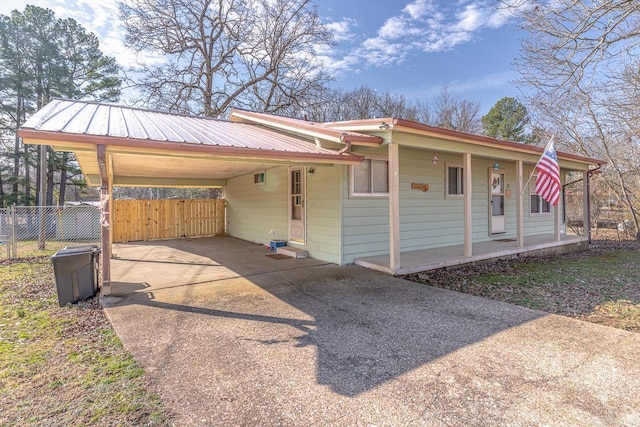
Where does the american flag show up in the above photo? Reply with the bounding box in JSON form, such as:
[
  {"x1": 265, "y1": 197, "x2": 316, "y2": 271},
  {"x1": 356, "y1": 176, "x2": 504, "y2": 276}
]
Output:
[{"x1": 535, "y1": 138, "x2": 561, "y2": 206}]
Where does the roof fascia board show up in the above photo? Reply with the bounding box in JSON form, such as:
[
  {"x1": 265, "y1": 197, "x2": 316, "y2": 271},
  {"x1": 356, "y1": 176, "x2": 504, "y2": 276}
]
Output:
[
  {"x1": 394, "y1": 133, "x2": 593, "y2": 170},
  {"x1": 18, "y1": 129, "x2": 364, "y2": 165},
  {"x1": 391, "y1": 126, "x2": 603, "y2": 166}
]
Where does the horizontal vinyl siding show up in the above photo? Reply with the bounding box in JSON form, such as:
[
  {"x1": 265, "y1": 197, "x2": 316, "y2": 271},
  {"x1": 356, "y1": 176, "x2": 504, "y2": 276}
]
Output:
[
  {"x1": 227, "y1": 165, "x2": 343, "y2": 264},
  {"x1": 341, "y1": 159, "x2": 390, "y2": 263},
  {"x1": 304, "y1": 165, "x2": 342, "y2": 264},
  {"x1": 398, "y1": 149, "x2": 559, "y2": 251},
  {"x1": 399, "y1": 149, "x2": 467, "y2": 251},
  {"x1": 341, "y1": 147, "x2": 561, "y2": 262},
  {"x1": 522, "y1": 167, "x2": 558, "y2": 235},
  {"x1": 226, "y1": 166, "x2": 288, "y2": 245}
]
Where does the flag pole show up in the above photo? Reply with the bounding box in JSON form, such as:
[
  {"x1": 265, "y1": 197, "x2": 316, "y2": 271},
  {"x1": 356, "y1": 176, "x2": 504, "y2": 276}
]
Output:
[{"x1": 520, "y1": 135, "x2": 554, "y2": 195}]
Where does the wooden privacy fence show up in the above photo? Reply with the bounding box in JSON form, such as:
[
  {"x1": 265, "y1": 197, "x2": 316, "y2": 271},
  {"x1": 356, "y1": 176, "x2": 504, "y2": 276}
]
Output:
[{"x1": 113, "y1": 199, "x2": 226, "y2": 243}]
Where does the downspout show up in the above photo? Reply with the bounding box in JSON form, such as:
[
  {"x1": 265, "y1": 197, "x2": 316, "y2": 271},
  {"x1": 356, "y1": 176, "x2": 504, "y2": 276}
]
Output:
[
  {"x1": 586, "y1": 164, "x2": 603, "y2": 244},
  {"x1": 338, "y1": 136, "x2": 352, "y2": 154},
  {"x1": 563, "y1": 164, "x2": 602, "y2": 244}
]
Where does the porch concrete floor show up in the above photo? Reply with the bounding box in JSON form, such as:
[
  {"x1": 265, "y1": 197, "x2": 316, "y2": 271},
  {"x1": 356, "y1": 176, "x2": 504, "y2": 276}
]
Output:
[{"x1": 356, "y1": 234, "x2": 587, "y2": 275}]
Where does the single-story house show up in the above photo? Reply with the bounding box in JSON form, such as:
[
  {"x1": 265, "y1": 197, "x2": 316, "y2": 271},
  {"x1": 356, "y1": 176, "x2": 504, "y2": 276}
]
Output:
[{"x1": 18, "y1": 99, "x2": 603, "y2": 294}]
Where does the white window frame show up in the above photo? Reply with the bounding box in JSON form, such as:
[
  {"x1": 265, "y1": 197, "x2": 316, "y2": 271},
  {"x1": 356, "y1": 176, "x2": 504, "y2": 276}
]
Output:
[
  {"x1": 350, "y1": 158, "x2": 389, "y2": 198},
  {"x1": 445, "y1": 163, "x2": 464, "y2": 199},
  {"x1": 529, "y1": 171, "x2": 552, "y2": 215}
]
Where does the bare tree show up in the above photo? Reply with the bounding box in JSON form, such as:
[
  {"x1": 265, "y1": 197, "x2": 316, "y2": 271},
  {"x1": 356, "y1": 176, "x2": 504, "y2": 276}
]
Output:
[
  {"x1": 509, "y1": 0, "x2": 640, "y2": 98},
  {"x1": 431, "y1": 85, "x2": 481, "y2": 133},
  {"x1": 376, "y1": 92, "x2": 418, "y2": 120},
  {"x1": 342, "y1": 85, "x2": 379, "y2": 120},
  {"x1": 120, "y1": 0, "x2": 333, "y2": 117},
  {"x1": 508, "y1": 0, "x2": 640, "y2": 238}
]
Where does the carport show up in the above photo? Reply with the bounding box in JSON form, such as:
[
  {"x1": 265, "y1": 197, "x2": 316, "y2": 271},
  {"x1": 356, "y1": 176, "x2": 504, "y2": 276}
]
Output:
[{"x1": 18, "y1": 99, "x2": 367, "y2": 294}]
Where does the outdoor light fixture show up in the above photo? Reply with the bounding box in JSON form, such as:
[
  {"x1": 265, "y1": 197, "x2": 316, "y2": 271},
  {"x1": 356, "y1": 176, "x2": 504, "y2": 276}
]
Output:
[
  {"x1": 493, "y1": 163, "x2": 500, "y2": 170},
  {"x1": 307, "y1": 167, "x2": 315, "y2": 175},
  {"x1": 432, "y1": 156, "x2": 439, "y2": 167},
  {"x1": 379, "y1": 122, "x2": 390, "y2": 129}
]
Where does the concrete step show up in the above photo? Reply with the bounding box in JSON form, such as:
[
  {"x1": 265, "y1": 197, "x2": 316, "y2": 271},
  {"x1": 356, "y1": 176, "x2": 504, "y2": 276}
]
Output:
[{"x1": 276, "y1": 246, "x2": 308, "y2": 258}]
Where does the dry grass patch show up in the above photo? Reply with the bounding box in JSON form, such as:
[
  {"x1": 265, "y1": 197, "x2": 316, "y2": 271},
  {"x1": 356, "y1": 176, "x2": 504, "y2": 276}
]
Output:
[
  {"x1": 403, "y1": 239, "x2": 640, "y2": 332},
  {"x1": 0, "y1": 257, "x2": 172, "y2": 426}
]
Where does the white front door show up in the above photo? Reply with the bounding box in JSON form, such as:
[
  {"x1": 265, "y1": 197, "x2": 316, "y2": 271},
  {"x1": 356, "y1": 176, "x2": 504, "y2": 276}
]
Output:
[
  {"x1": 490, "y1": 170, "x2": 506, "y2": 234},
  {"x1": 289, "y1": 167, "x2": 306, "y2": 243}
]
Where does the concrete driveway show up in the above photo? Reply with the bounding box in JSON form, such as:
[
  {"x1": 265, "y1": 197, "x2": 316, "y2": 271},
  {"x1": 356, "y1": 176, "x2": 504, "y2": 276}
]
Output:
[{"x1": 103, "y1": 238, "x2": 640, "y2": 426}]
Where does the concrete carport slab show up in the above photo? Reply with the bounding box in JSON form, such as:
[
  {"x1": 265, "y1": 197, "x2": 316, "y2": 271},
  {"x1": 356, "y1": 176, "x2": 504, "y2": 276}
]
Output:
[
  {"x1": 103, "y1": 237, "x2": 640, "y2": 426},
  {"x1": 109, "y1": 237, "x2": 328, "y2": 295}
]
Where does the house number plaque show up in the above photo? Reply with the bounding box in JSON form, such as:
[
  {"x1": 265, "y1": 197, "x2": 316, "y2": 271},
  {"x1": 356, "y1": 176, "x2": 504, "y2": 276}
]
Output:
[{"x1": 411, "y1": 183, "x2": 429, "y2": 192}]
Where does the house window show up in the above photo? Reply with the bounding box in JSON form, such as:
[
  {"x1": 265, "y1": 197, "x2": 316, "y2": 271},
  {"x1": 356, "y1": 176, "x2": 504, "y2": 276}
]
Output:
[
  {"x1": 530, "y1": 172, "x2": 551, "y2": 214},
  {"x1": 351, "y1": 159, "x2": 388, "y2": 196},
  {"x1": 446, "y1": 164, "x2": 464, "y2": 197},
  {"x1": 253, "y1": 172, "x2": 265, "y2": 185}
]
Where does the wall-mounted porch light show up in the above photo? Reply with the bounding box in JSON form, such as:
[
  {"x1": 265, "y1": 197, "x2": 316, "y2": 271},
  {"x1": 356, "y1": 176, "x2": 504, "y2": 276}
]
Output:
[
  {"x1": 432, "y1": 156, "x2": 439, "y2": 167},
  {"x1": 493, "y1": 163, "x2": 500, "y2": 170}
]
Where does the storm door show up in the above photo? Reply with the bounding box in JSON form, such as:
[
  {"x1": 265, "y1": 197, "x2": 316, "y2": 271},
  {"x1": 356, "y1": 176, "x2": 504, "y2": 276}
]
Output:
[
  {"x1": 489, "y1": 170, "x2": 506, "y2": 234},
  {"x1": 289, "y1": 167, "x2": 306, "y2": 243}
]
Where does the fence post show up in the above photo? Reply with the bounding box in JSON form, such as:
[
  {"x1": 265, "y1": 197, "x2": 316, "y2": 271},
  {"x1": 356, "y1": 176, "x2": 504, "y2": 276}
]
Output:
[{"x1": 10, "y1": 206, "x2": 16, "y2": 259}]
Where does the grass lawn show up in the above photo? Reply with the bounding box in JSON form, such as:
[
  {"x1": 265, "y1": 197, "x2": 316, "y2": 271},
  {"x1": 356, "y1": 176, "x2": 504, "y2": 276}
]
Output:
[
  {"x1": 0, "y1": 257, "x2": 172, "y2": 426},
  {"x1": 404, "y1": 239, "x2": 640, "y2": 332}
]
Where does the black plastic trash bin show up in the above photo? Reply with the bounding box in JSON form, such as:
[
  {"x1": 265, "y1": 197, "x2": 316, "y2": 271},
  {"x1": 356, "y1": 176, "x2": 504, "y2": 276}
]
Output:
[{"x1": 51, "y1": 245, "x2": 100, "y2": 306}]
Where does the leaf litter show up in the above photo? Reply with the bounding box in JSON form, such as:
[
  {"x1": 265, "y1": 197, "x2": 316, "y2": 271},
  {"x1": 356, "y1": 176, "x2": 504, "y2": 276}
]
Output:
[{"x1": 402, "y1": 239, "x2": 640, "y2": 332}]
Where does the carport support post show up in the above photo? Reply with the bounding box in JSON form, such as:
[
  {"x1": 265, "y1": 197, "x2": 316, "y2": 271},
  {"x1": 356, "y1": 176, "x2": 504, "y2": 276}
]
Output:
[
  {"x1": 388, "y1": 142, "x2": 401, "y2": 273},
  {"x1": 97, "y1": 145, "x2": 112, "y2": 295}
]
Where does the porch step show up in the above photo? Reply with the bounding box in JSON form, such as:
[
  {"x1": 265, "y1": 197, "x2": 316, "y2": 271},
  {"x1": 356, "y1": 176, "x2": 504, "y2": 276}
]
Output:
[{"x1": 277, "y1": 246, "x2": 308, "y2": 258}]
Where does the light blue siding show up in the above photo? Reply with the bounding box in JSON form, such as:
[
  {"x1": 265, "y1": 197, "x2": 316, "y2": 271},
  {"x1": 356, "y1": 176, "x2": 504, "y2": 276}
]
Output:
[
  {"x1": 226, "y1": 147, "x2": 560, "y2": 266},
  {"x1": 304, "y1": 165, "x2": 342, "y2": 264},
  {"x1": 226, "y1": 167, "x2": 289, "y2": 246},
  {"x1": 226, "y1": 164, "x2": 343, "y2": 264},
  {"x1": 397, "y1": 147, "x2": 558, "y2": 253}
]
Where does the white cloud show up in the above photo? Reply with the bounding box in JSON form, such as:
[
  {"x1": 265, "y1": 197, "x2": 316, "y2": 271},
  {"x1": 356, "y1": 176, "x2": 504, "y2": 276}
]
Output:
[
  {"x1": 402, "y1": 0, "x2": 436, "y2": 20},
  {"x1": 455, "y1": 2, "x2": 513, "y2": 32},
  {"x1": 329, "y1": 0, "x2": 516, "y2": 71},
  {"x1": 325, "y1": 17, "x2": 358, "y2": 42},
  {"x1": 455, "y1": 3, "x2": 485, "y2": 32},
  {"x1": 7, "y1": 0, "x2": 163, "y2": 68}
]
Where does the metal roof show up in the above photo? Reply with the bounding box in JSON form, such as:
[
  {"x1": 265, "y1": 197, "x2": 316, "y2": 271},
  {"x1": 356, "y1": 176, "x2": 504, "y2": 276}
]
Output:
[
  {"x1": 20, "y1": 99, "x2": 360, "y2": 157},
  {"x1": 18, "y1": 99, "x2": 364, "y2": 188},
  {"x1": 230, "y1": 108, "x2": 384, "y2": 146}
]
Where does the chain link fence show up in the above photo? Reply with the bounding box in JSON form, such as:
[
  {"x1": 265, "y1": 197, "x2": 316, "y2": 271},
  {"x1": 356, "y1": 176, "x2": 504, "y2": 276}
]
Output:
[{"x1": 0, "y1": 205, "x2": 100, "y2": 260}]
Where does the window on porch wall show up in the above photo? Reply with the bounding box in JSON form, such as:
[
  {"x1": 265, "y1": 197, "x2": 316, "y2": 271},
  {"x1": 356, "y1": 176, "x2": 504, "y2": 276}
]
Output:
[
  {"x1": 529, "y1": 172, "x2": 551, "y2": 214},
  {"x1": 351, "y1": 159, "x2": 389, "y2": 196},
  {"x1": 446, "y1": 164, "x2": 464, "y2": 197}
]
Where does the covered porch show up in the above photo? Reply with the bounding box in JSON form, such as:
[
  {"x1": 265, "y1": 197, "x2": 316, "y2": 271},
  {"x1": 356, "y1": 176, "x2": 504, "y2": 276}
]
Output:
[{"x1": 356, "y1": 233, "x2": 588, "y2": 275}]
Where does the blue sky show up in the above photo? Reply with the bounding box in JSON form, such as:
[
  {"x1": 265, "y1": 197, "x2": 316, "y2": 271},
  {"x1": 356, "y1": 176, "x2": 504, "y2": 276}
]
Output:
[{"x1": 0, "y1": 0, "x2": 522, "y2": 115}]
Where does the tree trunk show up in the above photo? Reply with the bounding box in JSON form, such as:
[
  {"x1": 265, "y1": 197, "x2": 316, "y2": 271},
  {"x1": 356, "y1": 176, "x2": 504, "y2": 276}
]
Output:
[
  {"x1": 35, "y1": 147, "x2": 41, "y2": 206},
  {"x1": 12, "y1": 97, "x2": 22, "y2": 200},
  {"x1": 12, "y1": 132, "x2": 20, "y2": 200},
  {"x1": 0, "y1": 168, "x2": 4, "y2": 208},
  {"x1": 24, "y1": 144, "x2": 31, "y2": 206},
  {"x1": 46, "y1": 148, "x2": 55, "y2": 206},
  {"x1": 59, "y1": 152, "x2": 68, "y2": 206}
]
